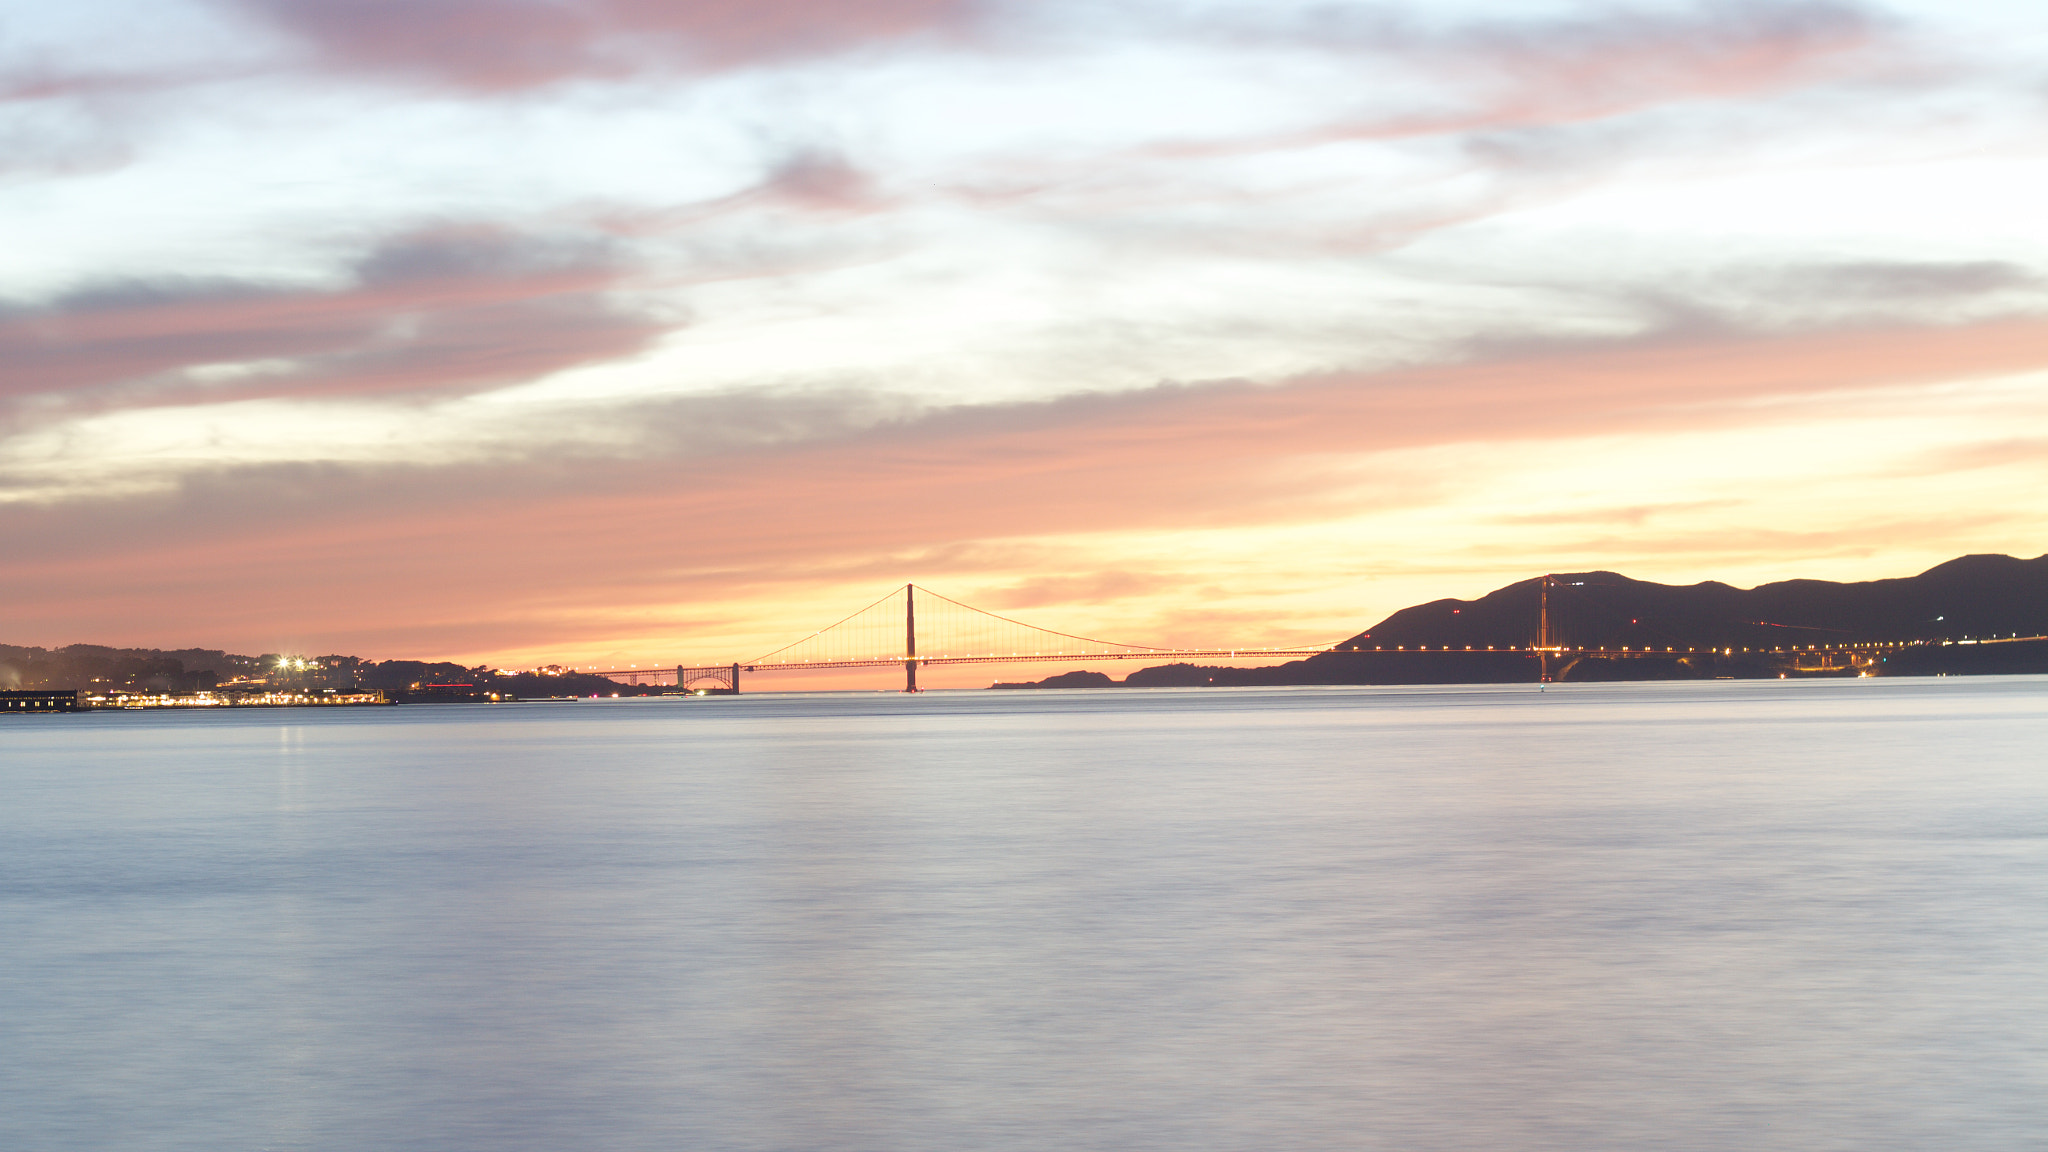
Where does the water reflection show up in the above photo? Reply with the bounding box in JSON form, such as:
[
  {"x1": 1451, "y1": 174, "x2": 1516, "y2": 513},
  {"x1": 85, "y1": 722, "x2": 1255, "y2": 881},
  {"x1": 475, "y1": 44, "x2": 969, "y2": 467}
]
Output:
[{"x1": 2, "y1": 680, "x2": 2044, "y2": 1150}]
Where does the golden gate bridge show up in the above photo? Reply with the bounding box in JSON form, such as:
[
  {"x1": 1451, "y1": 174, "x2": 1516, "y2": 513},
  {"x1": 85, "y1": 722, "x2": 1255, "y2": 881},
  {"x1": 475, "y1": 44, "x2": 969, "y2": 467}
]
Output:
[
  {"x1": 621, "y1": 583, "x2": 1334, "y2": 693},
  {"x1": 592, "y1": 579, "x2": 2032, "y2": 693}
]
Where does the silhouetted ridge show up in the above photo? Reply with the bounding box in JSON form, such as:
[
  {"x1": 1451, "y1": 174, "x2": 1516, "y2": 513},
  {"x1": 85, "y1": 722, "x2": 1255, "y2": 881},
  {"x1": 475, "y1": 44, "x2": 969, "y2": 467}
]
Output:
[
  {"x1": 993, "y1": 553, "x2": 2048, "y2": 687},
  {"x1": 1333, "y1": 554, "x2": 2048, "y2": 652}
]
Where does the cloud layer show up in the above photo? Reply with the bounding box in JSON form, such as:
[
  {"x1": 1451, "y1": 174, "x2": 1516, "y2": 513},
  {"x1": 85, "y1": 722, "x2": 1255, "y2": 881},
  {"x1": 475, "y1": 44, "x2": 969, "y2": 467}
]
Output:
[
  {"x1": 3, "y1": 0, "x2": 2047, "y2": 671},
  {"x1": 234, "y1": 0, "x2": 983, "y2": 88},
  {"x1": 7, "y1": 311, "x2": 2045, "y2": 663},
  {"x1": 0, "y1": 227, "x2": 662, "y2": 410}
]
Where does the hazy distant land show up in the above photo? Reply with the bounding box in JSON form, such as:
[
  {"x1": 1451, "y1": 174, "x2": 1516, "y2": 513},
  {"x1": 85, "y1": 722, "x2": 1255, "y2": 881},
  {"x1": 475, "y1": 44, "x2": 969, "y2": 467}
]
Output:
[{"x1": 0, "y1": 649, "x2": 661, "y2": 700}]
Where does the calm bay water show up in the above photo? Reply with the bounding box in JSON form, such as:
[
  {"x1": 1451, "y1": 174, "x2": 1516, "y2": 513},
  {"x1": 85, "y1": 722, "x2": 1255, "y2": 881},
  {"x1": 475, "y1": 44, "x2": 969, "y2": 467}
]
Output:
[{"x1": 3, "y1": 678, "x2": 2045, "y2": 1151}]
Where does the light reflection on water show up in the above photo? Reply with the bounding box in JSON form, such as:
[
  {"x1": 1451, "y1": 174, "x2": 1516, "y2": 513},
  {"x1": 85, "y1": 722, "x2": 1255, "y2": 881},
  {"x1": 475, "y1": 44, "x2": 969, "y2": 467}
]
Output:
[{"x1": 2, "y1": 679, "x2": 2044, "y2": 1151}]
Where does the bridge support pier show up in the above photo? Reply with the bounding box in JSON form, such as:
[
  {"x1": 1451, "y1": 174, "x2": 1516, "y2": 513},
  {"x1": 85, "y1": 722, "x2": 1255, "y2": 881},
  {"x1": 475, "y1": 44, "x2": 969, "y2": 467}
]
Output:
[{"x1": 675, "y1": 663, "x2": 741, "y2": 695}]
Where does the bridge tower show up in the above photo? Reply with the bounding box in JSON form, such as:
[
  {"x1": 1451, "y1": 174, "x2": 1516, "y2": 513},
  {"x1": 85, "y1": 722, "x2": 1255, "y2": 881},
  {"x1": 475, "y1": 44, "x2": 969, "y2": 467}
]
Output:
[
  {"x1": 904, "y1": 583, "x2": 921, "y2": 693},
  {"x1": 1539, "y1": 574, "x2": 1553, "y2": 684}
]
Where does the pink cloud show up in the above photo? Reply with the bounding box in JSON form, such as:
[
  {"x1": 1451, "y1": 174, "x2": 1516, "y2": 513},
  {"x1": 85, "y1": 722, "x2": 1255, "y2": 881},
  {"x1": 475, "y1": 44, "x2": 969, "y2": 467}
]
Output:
[
  {"x1": 1427, "y1": 1, "x2": 1883, "y2": 113},
  {"x1": 0, "y1": 226, "x2": 665, "y2": 409},
  {"x1": 237, "y1": 0, "x2": 981, "y2": 89},
  {"x1": 1151, "y1": 1, "x2": 1892, "y2": 159}
]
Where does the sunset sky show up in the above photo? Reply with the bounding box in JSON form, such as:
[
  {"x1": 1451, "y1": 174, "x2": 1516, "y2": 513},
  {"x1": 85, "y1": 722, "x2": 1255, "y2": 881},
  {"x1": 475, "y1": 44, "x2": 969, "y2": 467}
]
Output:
[{"x1": 4, "y1": 0, "x2": 2047, "y2": 684}]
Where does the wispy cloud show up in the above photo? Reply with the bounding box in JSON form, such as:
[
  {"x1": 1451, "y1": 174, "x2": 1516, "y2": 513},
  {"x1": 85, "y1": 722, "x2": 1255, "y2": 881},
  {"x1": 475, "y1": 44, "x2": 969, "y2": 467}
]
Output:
[
  {"x1": 232, "y1": 0, "x2": 986, "y2": 89},
  {"x1": 0, "y1": 225, "x2": 668, "y2": 410},
  {"x1": 1493, "y1": 500, "x2": 1744, "y2": 528},
  {"x1": 982, "y1": 570, "x2": 1176, "y2": 609},
  {"x1": 1139, "y1": 0, "x2": 1895, "y2": 159},
  {"x1": 5, "y1": 310, "x2": 2043, "y2": 657}
]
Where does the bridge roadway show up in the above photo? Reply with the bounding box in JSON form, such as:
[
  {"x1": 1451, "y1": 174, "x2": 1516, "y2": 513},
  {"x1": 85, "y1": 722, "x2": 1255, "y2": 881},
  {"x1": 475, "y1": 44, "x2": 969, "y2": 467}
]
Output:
[
  {"x1": 726, "y1": 636, "x2": 2029, "y2": 672},
  {"x1": 603, "y1": 634, "x2": 2046, "y2": 691},
  {"x1": 739, "y1": 648, "x2": 1328, "y2": 672}
]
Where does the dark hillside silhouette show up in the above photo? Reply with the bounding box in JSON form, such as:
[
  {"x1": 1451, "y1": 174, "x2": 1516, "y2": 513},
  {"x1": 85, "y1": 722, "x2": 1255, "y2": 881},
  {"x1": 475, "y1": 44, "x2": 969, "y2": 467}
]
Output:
[
  {"x1": 999, "y1": 553, "x2": 2048, "y2": 687},
  {"x1": 1343, "y1": 553, "x2": 2048, "y2": 651}
]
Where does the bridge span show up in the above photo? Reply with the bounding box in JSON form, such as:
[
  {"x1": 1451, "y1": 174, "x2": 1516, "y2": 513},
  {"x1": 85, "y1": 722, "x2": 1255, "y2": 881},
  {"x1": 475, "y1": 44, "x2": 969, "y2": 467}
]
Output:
[
  {"x1": 592, "y1": 580, "x2": 2019, "y2": 693},
  {"x1": 615, "y1": 583, "x2": 1331, "y2": 693}
]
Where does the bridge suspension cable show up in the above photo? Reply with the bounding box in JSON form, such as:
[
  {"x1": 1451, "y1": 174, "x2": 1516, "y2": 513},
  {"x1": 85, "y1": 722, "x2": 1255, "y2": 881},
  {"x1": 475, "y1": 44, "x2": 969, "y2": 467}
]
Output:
[
  {"x1": 647, "y1": 582, "x2": 1337, "y2": 692},
  {"x1": 746, "y1": 583, "x2": 1181, "y2": 669}
]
